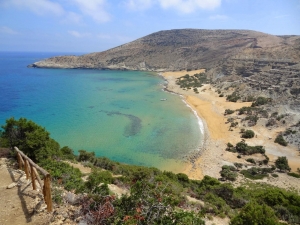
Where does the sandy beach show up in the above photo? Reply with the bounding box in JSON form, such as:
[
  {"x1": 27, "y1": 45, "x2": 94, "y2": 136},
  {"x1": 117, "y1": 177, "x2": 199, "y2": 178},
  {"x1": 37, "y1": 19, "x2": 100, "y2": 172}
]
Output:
[{"x1": 161, "y1": 70, "x2": 300, "y2": 190}]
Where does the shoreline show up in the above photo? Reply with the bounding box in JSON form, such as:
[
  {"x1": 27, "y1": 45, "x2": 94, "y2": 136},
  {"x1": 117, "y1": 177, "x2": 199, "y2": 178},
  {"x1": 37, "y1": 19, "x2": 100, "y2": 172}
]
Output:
[{"x1": 160, "y1": 69, "x2": 300, "y2": 183}]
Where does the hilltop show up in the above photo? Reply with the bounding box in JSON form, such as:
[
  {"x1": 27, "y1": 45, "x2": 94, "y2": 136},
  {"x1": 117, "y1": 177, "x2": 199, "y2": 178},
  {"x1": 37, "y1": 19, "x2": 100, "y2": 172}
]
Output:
[{"x1": 29, "y1": 29, "x2": 300, "y2": 72}]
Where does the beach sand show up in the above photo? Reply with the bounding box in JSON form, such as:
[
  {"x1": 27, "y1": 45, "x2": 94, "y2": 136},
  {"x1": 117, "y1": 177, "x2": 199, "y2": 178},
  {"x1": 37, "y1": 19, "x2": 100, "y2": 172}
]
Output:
[{"x1": 161, "y1": 70, "x2": 300, "y2": 184}]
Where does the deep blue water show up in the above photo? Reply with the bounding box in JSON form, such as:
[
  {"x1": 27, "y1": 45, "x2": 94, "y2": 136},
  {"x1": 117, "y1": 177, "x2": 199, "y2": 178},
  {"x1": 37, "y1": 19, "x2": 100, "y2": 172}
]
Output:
[{"x1": 0, "y1": 52, "x2": 202, "y2": 171}]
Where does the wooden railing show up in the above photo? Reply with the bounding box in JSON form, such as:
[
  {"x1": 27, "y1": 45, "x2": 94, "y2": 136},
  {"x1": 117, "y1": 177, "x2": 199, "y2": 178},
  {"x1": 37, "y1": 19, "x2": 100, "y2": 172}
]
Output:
[{"x1": 14, "y1": 147, "x2": 52, "y2": 212}]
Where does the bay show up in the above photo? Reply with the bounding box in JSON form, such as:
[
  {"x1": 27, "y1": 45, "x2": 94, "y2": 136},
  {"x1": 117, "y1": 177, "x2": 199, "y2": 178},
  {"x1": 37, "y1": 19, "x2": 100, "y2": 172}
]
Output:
[{"x1": 0, "y1": 52, "x2": 202, "y2": 171}]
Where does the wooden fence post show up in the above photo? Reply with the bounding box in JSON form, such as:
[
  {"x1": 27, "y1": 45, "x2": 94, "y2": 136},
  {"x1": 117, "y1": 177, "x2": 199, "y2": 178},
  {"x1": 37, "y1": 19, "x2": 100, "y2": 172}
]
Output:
[
  {"x1": 30, "y1": 164, "x2": 36, "y2": 190},
  {"x1": 44, "y1": 174, "x2": 53, "y2": 212},
  {"x1": 17, "y1": 152, "x2": 22, "y2": 170},
  {"x1": 24, "y1": 159, "x2": 29, "y2": 180}
]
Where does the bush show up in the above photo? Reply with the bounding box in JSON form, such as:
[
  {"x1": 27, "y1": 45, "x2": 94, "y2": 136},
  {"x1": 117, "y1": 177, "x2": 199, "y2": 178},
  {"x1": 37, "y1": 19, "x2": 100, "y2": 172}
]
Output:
[
  {"x1": 78, "y1": 150, "x2": 96, "y2": 163},
  {"x1": 40, "y1": 159, "x2": 84, "y2": 192},
  {"x1": 226, "y1": 91, "x2": 240, "y2": 102},
  {"x1": 246, "y1": 158, "x2": 256, "y2": 164},
  {"x1": 287, "y1": 172, "x2": 300, "y2": 178},
  {"x1": 234, "y1": 163, "x2": 243, "y2": 169},
  {"x1": 262, "y1": 154, "x2": 269, "y2": 165},
  {"x1": 238, "y1": 106, "x2": 254, "y2": 115},
  {"x1": 235, "y1": 141, "x2": 265, "y2": 155},
  {"x1": 245, "y1": 115, "x2": 259, "y2": 126},
  {"x1": 60, "y1": 146, "x2": 76, "y2": 160},
  {"x1": 1, "y1": 117, "x2": 61, "y2": 162},
  {"x1": 224, "y1": 109, "x2": 235, "y2": 115},
  {"x1": 86, "y1": 170, "x2": 113, "y2": 194},
  {"x1": 230, "y1": 201, "x2": 280, "y2": 225},
  {"x1": 242, "y1": 130, "x2": 255, "y2": 138},
  {"x1": 275, "y1": 156, "x2": 291, "y2": 172},
  {"x1": 240, "y1": 168, "x2": 269, "y2": 180},
  {"x1": 274, "y1": 134, "x2": 288, "y2": 146},
  {"x1": 266, "y1": 118, "x2": 276, "y2": 127},
  {"x1": 220, "y1": 165, "x2": 238, "y2": 181},
  {"x1": 251, "y1": 96, "x2": 270, "y2": 107}
]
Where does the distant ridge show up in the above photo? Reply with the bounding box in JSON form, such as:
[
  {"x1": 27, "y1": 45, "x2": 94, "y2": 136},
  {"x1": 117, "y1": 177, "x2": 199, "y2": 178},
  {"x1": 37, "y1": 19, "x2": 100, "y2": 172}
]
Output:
[{"x1": 29, "y1": 29, "x2": 300, "y2": 72}]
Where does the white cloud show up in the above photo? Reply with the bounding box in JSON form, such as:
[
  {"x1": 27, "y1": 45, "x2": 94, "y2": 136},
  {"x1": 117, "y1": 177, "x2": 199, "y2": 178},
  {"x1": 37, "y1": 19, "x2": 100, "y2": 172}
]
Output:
[
  {"x1": 97, "y1": 34, "x2": 111, "y2": 39},
  {"x1": 209, "y1": 14, "x2": 228, "y2": 20},
  {"x1": 159, "y1": 0, "x2": 222, "y2": 13},
  {"x1": 123, "y1": 0, "x2": 221, "y2": 13},
  {"x1": 1, "y1": 0, "x2": 111, "y2": 23},
  {"x1": 73, "y1": 0, "x2": 110, "y2": 23},
  {"x1": 0, "y1": 26, "x2": 19, "y2": 35},
  {"x1": 62, "y1": 12, "x2": 83, "y2": 24},
  {"x1": 68, "y1": 30, "x2": 91, "y2": 38},
  {"x1": 2, "y1": 0, "x2": 64, "y2": 16},
  {"x1": 124, "y1": 0, "x2": 153, "y2": 11}
]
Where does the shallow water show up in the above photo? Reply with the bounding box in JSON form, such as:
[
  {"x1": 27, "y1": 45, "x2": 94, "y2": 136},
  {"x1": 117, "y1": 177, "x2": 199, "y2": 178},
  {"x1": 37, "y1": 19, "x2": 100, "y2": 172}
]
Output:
[{"x1": 0, "y1": 52, "x2": 202, "y2": 170}]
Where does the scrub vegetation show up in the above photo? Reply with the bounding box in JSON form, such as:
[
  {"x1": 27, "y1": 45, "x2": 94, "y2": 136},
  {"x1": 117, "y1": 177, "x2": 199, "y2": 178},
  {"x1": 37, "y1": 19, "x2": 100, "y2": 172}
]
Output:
[{"x1": 1, "y1": 117, "x2": 300, "y2": 224}]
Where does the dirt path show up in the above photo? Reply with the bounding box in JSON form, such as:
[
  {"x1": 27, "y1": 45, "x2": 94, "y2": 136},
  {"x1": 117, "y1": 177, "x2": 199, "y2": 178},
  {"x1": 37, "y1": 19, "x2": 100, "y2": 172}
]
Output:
[{"x1": 0, "y1": 158, "x2": 49, "y2": 225}]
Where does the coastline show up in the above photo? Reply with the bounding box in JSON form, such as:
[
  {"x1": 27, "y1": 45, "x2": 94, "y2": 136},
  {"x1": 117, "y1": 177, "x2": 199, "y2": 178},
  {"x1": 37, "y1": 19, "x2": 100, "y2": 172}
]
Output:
[{"x1": 160, "y1": 70, "x2": 300, "y2": 185}]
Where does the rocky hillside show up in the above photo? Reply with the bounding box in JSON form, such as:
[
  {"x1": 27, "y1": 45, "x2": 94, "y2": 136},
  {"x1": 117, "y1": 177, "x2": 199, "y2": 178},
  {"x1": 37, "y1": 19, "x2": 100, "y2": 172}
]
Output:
[{"x1": 29, "y1": 29, "x2": 300, "y2": 72}]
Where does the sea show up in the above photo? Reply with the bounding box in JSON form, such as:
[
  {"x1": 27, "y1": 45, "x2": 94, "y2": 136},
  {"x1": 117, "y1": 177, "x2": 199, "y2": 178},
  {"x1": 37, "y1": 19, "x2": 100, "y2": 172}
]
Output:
[{"x1": 0, "y1": 52, "x2": 202, "y2": 172}]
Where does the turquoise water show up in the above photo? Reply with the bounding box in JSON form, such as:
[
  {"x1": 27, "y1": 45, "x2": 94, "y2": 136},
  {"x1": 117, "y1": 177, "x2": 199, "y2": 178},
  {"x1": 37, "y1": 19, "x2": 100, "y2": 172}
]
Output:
[{"x1": 0, "y1": 52, "x2": 202, "y2": 170}]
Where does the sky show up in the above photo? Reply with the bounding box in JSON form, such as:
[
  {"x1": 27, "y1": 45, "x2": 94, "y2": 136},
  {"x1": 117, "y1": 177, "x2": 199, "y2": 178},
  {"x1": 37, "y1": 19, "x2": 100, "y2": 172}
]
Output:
[{"x1": 0, "y1": 0, "x2": 300, "y2": 53}]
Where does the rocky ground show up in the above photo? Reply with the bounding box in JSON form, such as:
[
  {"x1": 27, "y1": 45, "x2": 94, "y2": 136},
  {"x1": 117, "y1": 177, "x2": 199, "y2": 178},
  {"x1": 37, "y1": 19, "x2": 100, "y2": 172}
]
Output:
[
  {"x1": 0, "y1": 156, "x2": 52, "y2": 225},
  {"x1": 162, "y1": 70, "x2": 300, "y2": 196}
]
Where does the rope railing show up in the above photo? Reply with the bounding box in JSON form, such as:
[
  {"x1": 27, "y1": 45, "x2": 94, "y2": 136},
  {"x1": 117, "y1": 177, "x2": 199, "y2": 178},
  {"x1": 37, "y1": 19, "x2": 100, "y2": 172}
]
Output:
[{"x1": 14, "y1": 147, "x2": 52, "y2": 212}]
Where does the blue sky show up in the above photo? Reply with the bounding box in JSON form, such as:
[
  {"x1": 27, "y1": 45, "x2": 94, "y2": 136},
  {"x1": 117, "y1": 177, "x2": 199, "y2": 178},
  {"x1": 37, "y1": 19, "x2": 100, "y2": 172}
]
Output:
[{"x1": 0, "y1": 0, "x2": 299, "y2": 53}]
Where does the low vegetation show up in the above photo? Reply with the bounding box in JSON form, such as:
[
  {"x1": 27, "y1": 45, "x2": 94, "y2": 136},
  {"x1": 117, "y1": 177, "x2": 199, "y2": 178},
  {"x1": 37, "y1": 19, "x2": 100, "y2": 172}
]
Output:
[
  {"x1": 176, "y1": 73, "x2": 207, "y2": 91},
  {"x1": 251, "y1": 96, "x2": 271, "y2": 107},
  {"x1": 241, "y1": 129, "x2": 255, "y2": 138},
  {"x1": 1, "y1": 117, "x2": 300, "y2": 224},
  {"x1": 275, "y1": 134, "x2": 288, "y2": 146},
  {"x1": 224, "y1": 109, "x2": 235, "y2": 115},
  {"x1": 226, "y1": 91, "x2": 241, "y2": 102}
]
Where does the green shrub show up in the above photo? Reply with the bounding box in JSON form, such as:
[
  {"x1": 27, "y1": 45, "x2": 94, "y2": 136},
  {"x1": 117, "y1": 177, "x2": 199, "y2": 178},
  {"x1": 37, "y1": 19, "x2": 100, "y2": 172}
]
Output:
[
  {"x1": 240, "y1": 168, "x2": 269, "y2": 180},
  {"x1": 238, "y1": 106, "x2": 254, "y2": 115},
  {"x1": 234, "y1": 163, "x2": 243, "y2": 169},
  {"x1": 287, "y1": 172, "x2": 300, "y2": 178},
  {"x1": 1, "y1": 117, "x2": 61, "y2": 162},
  {"x1": 235, "y1": 141, "x2": 265, "y2": 155},
  {"x1": 52, "y1": 188, "x2": 63, "y2": 205},
  {"x1": 230, "y1": 122, "x2": 238, "y2": 128},
  {"x1": 224, "y1": 109, "x2": 235, "y2": 115},
  {"x1": 226, "y1": 91, "x2": 240, "y2": 102},
  {"x1": 60, "y1": 146, "x2": 76, "y2": 161},
  {"x1": 251, "y1": 96, "x2": 270, "y2": 107},
  {"x1": 220, "y1": 165, "x2": 238, "y2": 181},
  {"x1": 245, "y1": 115, "x2": 259, "y2": 126},
  {"x1": 244, "y1": 95, "x2": 256, "y2": 102},
  {"x1": 274, "y1": 134, "x2": 288, "y2": 146},
  {"x1": 230, "y1": 201, "x2": 280, "y2": 225},
  {"x1": 262, "y1": 154, "x2": 269, "y2": 165},
  {"x1": 242, "y1": 130, "x2": 255, "y2": 138},
  {"x1": 246, "y1": 158, "x2": 256, "y2": 164},
  {"x1": 40, "y1": 159, "x2": 84, "y2": 192},
  {"x1": 275, "y1": 156, "x2": 291, "y2": 172},
  {"x1": 78, "y1": 149, "x2": 96, "y2": 162}
]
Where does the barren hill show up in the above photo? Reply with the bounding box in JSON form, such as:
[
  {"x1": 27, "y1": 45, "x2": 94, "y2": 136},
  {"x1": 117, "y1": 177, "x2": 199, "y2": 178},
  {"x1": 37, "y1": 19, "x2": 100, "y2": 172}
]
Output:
[{"x1": 29, "y1": 29, "x2": 300, "y2": 72}]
